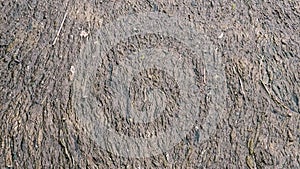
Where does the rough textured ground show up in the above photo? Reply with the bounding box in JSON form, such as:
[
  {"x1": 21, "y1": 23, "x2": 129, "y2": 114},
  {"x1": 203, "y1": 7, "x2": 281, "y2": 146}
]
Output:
[{"x1": 1, "y1": 0, "x2": 300, "y2": 168}]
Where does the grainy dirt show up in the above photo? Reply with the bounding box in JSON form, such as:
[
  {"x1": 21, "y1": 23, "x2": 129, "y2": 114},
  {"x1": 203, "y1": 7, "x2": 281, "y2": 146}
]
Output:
[{"x1": 1, "y1": 0, "x2": 300, "y2": 168}]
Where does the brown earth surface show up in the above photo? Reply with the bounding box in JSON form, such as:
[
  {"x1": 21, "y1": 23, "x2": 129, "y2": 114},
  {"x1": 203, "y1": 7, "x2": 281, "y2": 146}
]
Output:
[{"x1": 1, "y1": 0, "x2": 300, "y2": 168}]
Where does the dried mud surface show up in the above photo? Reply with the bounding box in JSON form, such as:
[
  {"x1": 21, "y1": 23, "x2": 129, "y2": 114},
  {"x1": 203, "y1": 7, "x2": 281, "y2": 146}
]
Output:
[{"x1": 1, "y1": 0, "x2": 300, "y2": 168}]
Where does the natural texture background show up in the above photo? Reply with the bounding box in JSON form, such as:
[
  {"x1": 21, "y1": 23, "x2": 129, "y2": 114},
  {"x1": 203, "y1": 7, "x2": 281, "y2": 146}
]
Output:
[{"x1": 1, "y1": 0, "x2": 299, "y2": 168}]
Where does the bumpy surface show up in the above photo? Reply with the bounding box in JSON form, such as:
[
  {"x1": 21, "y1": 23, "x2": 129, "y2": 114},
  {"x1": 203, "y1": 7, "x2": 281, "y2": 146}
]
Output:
[{"x1": 1, "y1": 0, "x2": 300, "y2": 168}]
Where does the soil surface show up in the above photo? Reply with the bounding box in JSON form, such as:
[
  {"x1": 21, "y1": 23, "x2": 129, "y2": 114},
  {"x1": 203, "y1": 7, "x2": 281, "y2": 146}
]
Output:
[{"x1": 1, "y1": 0, "x2": 300, "y2": 168}]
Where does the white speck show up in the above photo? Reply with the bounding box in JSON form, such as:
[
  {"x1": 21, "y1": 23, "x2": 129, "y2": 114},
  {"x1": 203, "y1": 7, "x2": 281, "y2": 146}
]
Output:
[
  {"x1": 165, "y1": 153, "x2": 170, "y2": 161},
  {"x1": 218, "y1": 33, "x2": 224, "y2": 39},
  {"x1": 70, "y1": 65, "x2": 75, "y2": 73},
  {"x1": 80, "y1": 30, "x2": 89, "y2": 38},
  {"x1": 70, "y1": 66, "x2": 76, "y2": 80},
  {"x1": 99, "y1": 18, "x2": 103, "y2": 27}
]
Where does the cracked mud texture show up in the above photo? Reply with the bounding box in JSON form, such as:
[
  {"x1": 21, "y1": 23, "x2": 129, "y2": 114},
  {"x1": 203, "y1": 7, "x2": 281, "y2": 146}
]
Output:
[{"x1": 1, "y1": 0, "x2": 300, "y2": 168}]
